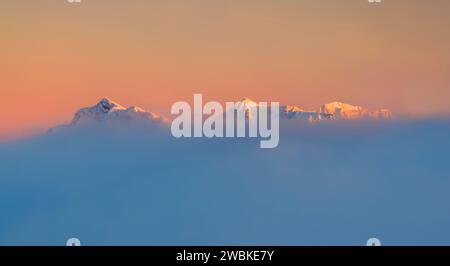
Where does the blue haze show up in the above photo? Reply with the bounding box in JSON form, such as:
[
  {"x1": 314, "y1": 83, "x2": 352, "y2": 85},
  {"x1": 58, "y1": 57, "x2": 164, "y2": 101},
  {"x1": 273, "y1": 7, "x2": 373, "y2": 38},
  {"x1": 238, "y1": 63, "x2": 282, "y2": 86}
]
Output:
[{"x1": 0, "y1": 119, "x2": 450, "y2": 245}]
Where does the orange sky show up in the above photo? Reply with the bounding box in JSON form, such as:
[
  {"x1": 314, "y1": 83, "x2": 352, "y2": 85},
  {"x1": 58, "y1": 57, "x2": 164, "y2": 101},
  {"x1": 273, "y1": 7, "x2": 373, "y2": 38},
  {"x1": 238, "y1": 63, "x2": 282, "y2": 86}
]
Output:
[{"x1": 1, "y1": 0, "x2": 450, "y2": 139}]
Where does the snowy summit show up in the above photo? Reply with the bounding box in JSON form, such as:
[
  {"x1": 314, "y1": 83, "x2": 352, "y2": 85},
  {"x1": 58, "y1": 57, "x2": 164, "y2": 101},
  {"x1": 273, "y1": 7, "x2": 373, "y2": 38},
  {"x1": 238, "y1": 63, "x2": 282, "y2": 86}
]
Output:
[{"x1": 71, "y1": 98, "x2": 166, "y2": 126}]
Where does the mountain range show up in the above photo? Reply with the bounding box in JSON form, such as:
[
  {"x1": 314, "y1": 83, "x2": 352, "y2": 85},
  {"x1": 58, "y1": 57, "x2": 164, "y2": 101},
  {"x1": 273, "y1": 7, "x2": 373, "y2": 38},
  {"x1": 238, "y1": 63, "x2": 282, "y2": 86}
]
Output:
[{"x1": 51, "y1": 97, "x2": 392, "y2": 131}]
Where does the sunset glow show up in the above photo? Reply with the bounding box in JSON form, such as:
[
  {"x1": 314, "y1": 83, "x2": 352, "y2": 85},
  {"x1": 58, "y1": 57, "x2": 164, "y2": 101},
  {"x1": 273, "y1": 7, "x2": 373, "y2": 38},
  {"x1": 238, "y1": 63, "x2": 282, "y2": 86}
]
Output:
[{"x1": 1, "y1": 0, "x2": 450, "y2": 139}]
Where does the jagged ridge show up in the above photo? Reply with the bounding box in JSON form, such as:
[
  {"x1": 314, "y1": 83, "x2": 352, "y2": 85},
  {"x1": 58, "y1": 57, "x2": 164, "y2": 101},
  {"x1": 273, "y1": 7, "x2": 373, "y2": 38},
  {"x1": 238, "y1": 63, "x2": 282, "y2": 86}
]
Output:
[
  {"x1": 71, "y1": 98, "x2": 166, "y2": 126},
  {"x1": 235, "y1": 99, "x2": 392, "y2": 122}
]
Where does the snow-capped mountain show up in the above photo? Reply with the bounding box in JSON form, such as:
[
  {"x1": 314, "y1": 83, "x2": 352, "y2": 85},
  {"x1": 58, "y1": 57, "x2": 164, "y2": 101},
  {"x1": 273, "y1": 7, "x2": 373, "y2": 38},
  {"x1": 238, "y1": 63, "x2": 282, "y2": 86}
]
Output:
[
  {"x1": 230, "y1": 98, "x2": 259, "y2": 119},
  {"x1": 319, "y1": 101, "x2": 392, "y2": 120},
  {"x1": 319, "y1": 101, "x2": 366, "y2": 120},
  {"x1": 48, "y1": 98, "x2": 167, "y2": 133},
  {"x1": 236, "y1": 98, "x2": 258, "y2": 110},
  {"x1": 49, "y1": 97, "x2": 391, "y2": 134},
  {"x1": 71, "y1": 98, "x2": 166, "y2": 126},
  {"x1": 232, "y1": 99, "x2": 391, "y2": 122},
  {"x1": 282, "y1": 105, "x2": 333, "y2": 122}
]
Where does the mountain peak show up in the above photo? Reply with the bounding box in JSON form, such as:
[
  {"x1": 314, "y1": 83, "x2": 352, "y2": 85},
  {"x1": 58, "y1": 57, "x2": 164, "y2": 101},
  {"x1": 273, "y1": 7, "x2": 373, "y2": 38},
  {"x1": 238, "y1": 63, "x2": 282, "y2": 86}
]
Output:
[
  {"x1": 281, "y1": 101, "x2": 391, "y2": 122},
  {"x1": 225, "y1": 98, "x2": 258, "y2": 119},
  {"x1": 238, "y1": 98, "x2": 257, "y2": 105},
  {"x1": 281, "y1": 104, "x2": 331, "y2": 121},
  {"x1": 318, "y1": 101, "x2": 392, "y2": 120},
  {"x1": 96, "y1": 98, "x2": 126, "y2": 113},
  {"x1": 321, "y1": 101, "x2": 363, "y2": 112},
  {"x1": 284, "y1": 105, "x2": 305, "y2": 113},
  {"x1": 239, "y1": 97, "x2": 253, "y2": 101},
  {"x1": 70, "y1": 98, "x2": 165, "y2": 126}
]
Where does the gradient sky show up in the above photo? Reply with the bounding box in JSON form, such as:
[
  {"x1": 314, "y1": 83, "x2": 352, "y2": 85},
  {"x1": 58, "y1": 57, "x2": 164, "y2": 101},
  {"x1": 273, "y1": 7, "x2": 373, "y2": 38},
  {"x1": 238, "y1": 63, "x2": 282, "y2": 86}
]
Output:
[{"x1": 1, "y1": 0, "x2": 450, "y2": 139}]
